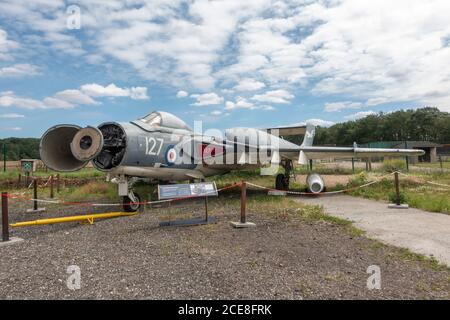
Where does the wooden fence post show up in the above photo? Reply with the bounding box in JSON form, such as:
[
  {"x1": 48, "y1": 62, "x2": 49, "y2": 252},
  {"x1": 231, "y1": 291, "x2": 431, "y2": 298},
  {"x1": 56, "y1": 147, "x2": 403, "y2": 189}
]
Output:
[{"x1": 2, "y1": 192, "x2": 9, "y2": 242}]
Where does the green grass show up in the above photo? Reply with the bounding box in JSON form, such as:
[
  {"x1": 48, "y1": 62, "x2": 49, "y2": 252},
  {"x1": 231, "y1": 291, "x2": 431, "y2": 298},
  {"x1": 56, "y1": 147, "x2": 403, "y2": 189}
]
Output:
[
  {"x1": 414, "y1": 161, "x2": 450, "y2": 170},
  {"x1": 0, "y1": 168, "x2": 105, "y2": 180},
  {"x1": 349, "y1": 172, "x2": 450, "y2": 214},
  {"x1": 295, "y1": 164, "x2": 360, "y2": 175},
  {"x1": 61, "y1": 181, "x2": 117, "y2": 202}
]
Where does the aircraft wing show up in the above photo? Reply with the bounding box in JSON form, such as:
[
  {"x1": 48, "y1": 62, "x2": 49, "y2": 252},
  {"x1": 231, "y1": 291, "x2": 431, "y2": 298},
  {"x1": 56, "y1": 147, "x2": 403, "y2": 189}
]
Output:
[
  {"x1": 296, "y1": 146, "x2": 424, "y2": 164},
  {"x1": 190, "y1": 125, "x2": 425, "y2": 166}
]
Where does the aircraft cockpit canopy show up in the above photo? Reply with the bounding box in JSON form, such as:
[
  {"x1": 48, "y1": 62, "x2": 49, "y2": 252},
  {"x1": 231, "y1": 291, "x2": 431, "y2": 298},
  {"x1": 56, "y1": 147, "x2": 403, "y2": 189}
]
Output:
[{"x1": 139, "y1": 111, "x2": 192, "y2": 131}]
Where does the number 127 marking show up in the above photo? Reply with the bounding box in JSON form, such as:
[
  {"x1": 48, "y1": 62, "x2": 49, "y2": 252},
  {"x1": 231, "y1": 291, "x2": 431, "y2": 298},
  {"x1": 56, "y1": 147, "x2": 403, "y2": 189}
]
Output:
[{"x1": 145, "y1": 137, "x2": 164, "y2": 156}]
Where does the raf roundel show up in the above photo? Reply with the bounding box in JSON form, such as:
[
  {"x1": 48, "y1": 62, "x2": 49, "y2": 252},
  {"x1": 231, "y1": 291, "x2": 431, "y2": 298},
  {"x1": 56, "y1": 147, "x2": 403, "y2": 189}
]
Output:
[{"x1": 166, "y1": 147, "x2": 177, "y2": 164}]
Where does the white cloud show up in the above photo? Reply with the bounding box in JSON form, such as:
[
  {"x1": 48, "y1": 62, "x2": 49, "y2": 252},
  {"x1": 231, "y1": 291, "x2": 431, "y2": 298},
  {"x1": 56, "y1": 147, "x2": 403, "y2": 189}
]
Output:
[
  {"x1": 0, "y1": 28, "x2": 18, "y2": 60},
  {"x1": 233, "y1": 78, "x2": 266, "y2": 91},
  {"x1": 176, "y1": 90, "x2": 188, "y2": 98},
  {"x1": 0, "y1": 82, "x2": 150, "y2": 111},
  {"x1": 0, "y1": 126, "x2": 22, "y2": 131},
  {"x1": 0, "y1": 91, "x2": 46, "y2": 109},
  {"x1": 305, "y1": 119, "x2": 336, "y2": 127},
  {"x1": 0, "y1": 64, "x2": 40, "y2": 78},
  {"x1": 345, "y1": 111, "x2": 377, "y2": 120},
  {"x1": 42, "y1": 97, "x2": 75, "y2": 109},
  {"x1": 225, "y1": 97, "x2": 255, "y2": 110},
  {"x1": 251, "y1": 89, "x2": 294, "y2": 104},
  {"x1": 211, "y1": 110, "x2": 222, "y2": 116},
  {"x1": 81, "y1": 83, "x2": 129, "y2": 97},
  {"x1": 129, "y1": 87, "x2": 149, "y2": 100},
  {"x1": 54, "y1": 89, "x2": 99, "y2": 105},
  {"x1": 225, "y1": 101, "x2": 235, "y2": 110},
  {"x1": 0, "y1": 91, "x2": 86, "y2": 110},
  {"x1": 305, "y1": 0, "x2": 450, "y2": 111},
  {"x1": 366, "y1": 98, "x2": 389, "y2": 107},
  {"x1": 0, "y1": 113, "x2": 25, "y2": 119},
  {"x1": 70, "y1": 0, "x2": 271, "y2": 90},
  {"x1": 277, "y1": 118, "x2": 335, "y2": 128},
  {"x1": 3, "y1": 0, "x2": 450, "y2": 113},
  {"x1": 191, "y1": 92, "x2": 223, "y2": 106},
  {"x1": 324, "y1": 101, "x2": 364, "y2": 113},
  {"x1": 80, "y1": 83, "x2": 149, "y2": 100}
]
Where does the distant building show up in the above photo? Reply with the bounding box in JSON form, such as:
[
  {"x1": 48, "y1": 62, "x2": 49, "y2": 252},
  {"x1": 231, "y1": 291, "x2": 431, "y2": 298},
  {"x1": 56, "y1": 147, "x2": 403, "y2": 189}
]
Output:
[
  {"x1": 360, "y1": 141, "x2": 443, "y2": 163},
  {"x1": 438, "y1": 144, "x2": 450, "y2": 161}
]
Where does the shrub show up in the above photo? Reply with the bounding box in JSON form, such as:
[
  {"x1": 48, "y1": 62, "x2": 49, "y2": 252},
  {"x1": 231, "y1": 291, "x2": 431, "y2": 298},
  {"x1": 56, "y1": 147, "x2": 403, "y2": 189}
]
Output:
[
  {"x1": 388, "y1": 191, "x2": 406, "y2": 204},
  {"x1": 348, "y1": 172, "x2": 368, "y2": 187},
  {"x1": 382, "y1": 158, "x2": 406, "y2": 172}
]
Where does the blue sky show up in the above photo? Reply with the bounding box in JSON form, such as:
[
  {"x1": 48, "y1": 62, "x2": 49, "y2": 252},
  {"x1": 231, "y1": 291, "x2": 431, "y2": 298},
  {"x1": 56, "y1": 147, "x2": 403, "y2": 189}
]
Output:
[{"x1": 1, "y1": 0, "x2": 449, "y2": 138}]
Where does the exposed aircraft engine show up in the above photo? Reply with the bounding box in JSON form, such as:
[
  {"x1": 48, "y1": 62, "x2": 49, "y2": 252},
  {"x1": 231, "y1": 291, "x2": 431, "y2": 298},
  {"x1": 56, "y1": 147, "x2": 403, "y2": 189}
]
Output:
[
  {"x1": 92, "y1": 123, "x2": 127, "y2": 170},
  {"x1": 306, "y1": 173, "x2": 325, "y2": 194},
  {"x1": 40, "y1": 124, "x2": 89, "y2": 171},
  {"x1": 70, "y1": 126, "x2": 103, "y2": 162},
  {"x1": 40, "y1": 122, "x2": 128, "y2": 172}
]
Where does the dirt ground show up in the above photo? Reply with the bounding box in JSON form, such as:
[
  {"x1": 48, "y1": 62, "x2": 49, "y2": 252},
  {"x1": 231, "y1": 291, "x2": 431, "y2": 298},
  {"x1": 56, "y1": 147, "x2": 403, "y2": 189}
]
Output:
[{"x1": 0, "y1": 195, "x2": 449, "y2": 300}]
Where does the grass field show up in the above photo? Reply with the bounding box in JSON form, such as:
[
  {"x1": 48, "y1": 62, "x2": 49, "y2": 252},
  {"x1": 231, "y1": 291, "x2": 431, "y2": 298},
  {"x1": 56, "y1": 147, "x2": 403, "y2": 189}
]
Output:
[
  {"x1": 0, "y1": 168, "x2": 105, "y2": 180},
  {"x1": 1, "y1": 160, "x2": 448, "y2": 214},
  {"x1": 347, "y1": 171, "x2": 450, "y2": 214},
  {"x1": 414, "y1": 161, "x2": 450, "y2": 170}
]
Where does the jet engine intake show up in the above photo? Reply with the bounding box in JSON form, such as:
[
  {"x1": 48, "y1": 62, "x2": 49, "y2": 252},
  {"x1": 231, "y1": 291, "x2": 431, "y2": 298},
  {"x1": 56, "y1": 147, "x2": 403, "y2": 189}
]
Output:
[{"x1": 40, "y1": 124, "x2": 99, "y2": 172}]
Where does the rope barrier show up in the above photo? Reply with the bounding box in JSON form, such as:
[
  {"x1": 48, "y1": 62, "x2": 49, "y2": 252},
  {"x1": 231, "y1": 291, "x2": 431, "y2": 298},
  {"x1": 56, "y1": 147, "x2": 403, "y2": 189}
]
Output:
[
  {"x1": 397, "y1": 171, "x2": 450, "y2": 188},
  {"x1": 246, "y1": 179, "x2": 383, "y2": 196},
  {"x1": 0, "y1": 182, "x2": 243, "y2": 207},
  {"x1": 1, "y1": 171, "x2": 446, "y2": 208}
]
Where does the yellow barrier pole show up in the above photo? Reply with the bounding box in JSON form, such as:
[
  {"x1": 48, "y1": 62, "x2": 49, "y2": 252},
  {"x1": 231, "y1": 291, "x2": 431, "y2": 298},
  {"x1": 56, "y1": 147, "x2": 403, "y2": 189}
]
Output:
[{"x1": 10, "y1": 212, "x2": 137, "y2": 228}]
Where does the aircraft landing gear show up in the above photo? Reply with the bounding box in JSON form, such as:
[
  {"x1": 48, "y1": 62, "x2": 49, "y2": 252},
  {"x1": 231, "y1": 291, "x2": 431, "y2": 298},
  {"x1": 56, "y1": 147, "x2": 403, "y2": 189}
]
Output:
[
  {"x1": 123, "y1": 191, "x2": 141, "y2": 212},
  {"x1": 115, "y1": 175, "x2": 142, "y2": 212},
  {"x1": 275, "y1": 173, "x2": 289, "y2": 190},
  {"x1": 275, "y1": 160, "x2": 294, "y2": 190}
]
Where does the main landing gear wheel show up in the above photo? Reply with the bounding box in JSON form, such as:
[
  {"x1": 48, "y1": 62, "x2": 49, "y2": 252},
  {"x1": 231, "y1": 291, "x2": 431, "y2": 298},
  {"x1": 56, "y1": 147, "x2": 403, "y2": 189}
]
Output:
[
  {"x1": 275, "y1": 174, "x2": 289, "y2": 190},
  {"x1": 122, "y1": 193, "x2": 141, "y2": 212}
]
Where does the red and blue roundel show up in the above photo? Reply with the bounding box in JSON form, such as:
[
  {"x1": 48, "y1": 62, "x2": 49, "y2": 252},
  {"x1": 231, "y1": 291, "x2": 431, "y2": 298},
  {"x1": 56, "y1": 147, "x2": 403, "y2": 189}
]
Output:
[{"x1": 165, "y1": 147, "x2": 177, "y2": 164}]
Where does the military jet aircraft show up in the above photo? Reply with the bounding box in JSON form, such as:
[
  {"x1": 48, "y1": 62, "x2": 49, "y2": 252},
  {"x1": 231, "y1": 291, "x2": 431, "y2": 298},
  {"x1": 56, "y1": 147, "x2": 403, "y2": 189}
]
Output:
[{"x1": 40, "y1": 111, "x2": 424, "y2": 211}]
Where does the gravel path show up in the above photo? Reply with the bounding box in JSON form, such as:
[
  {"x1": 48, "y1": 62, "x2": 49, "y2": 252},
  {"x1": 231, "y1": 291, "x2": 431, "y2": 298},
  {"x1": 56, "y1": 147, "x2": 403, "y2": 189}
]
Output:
[
  {"x1": 297, "y1": 195, "x2": 450, "y2": 266},
  {"x1": 0, "y1": 197, "x2": 449, "y2": 299}
]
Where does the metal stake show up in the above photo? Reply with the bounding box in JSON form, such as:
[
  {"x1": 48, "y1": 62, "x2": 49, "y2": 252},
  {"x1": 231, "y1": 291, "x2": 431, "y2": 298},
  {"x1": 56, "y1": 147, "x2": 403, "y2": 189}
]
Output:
[
  {"x1": 2, "y1": 143, "x2": 5, "y2": 172},
  {"x1": 394, "y1": 172, "x2": 401, "y2": 206},
  {"x1": 2, "y1": 192, "x2": 9, "y2": 242},
  {"x1": 33, "y1": 179, "x2": 38, "y2": 211},
  {"x1": 204, "y1": 196, "x2": 208, "y2": 222},
  {"x1": 50, "y1": 175, "x2": 54, "y2": 199},
  {"x1": 405, "y1": 141, "x2": 409, "y2": 172},
  {"x1": 56, "y1": 174, "x2": 60, "y2": 193},
  {"x1": 240, "y1": 181, "x2": 247, "y2": 224}
]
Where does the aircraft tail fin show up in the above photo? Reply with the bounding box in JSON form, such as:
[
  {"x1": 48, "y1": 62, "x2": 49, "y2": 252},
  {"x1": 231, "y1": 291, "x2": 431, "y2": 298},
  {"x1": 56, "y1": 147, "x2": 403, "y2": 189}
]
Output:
[
  {"x1": 301, "y1": 124, "x2": 315, "y2": 147},
  {"x1": 298, "y1": 124, "x2": 315, "y2": 165}
]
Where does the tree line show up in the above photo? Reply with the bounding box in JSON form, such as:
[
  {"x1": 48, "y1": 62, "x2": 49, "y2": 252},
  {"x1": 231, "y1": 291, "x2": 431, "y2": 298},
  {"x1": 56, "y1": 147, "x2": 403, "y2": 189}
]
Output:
[
  {"x1": 313, "y1": 107, "x2": 450, "y2": 146},
  {"x1": 0, "y1": 138, "x2": 40, "y2": 161}
]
